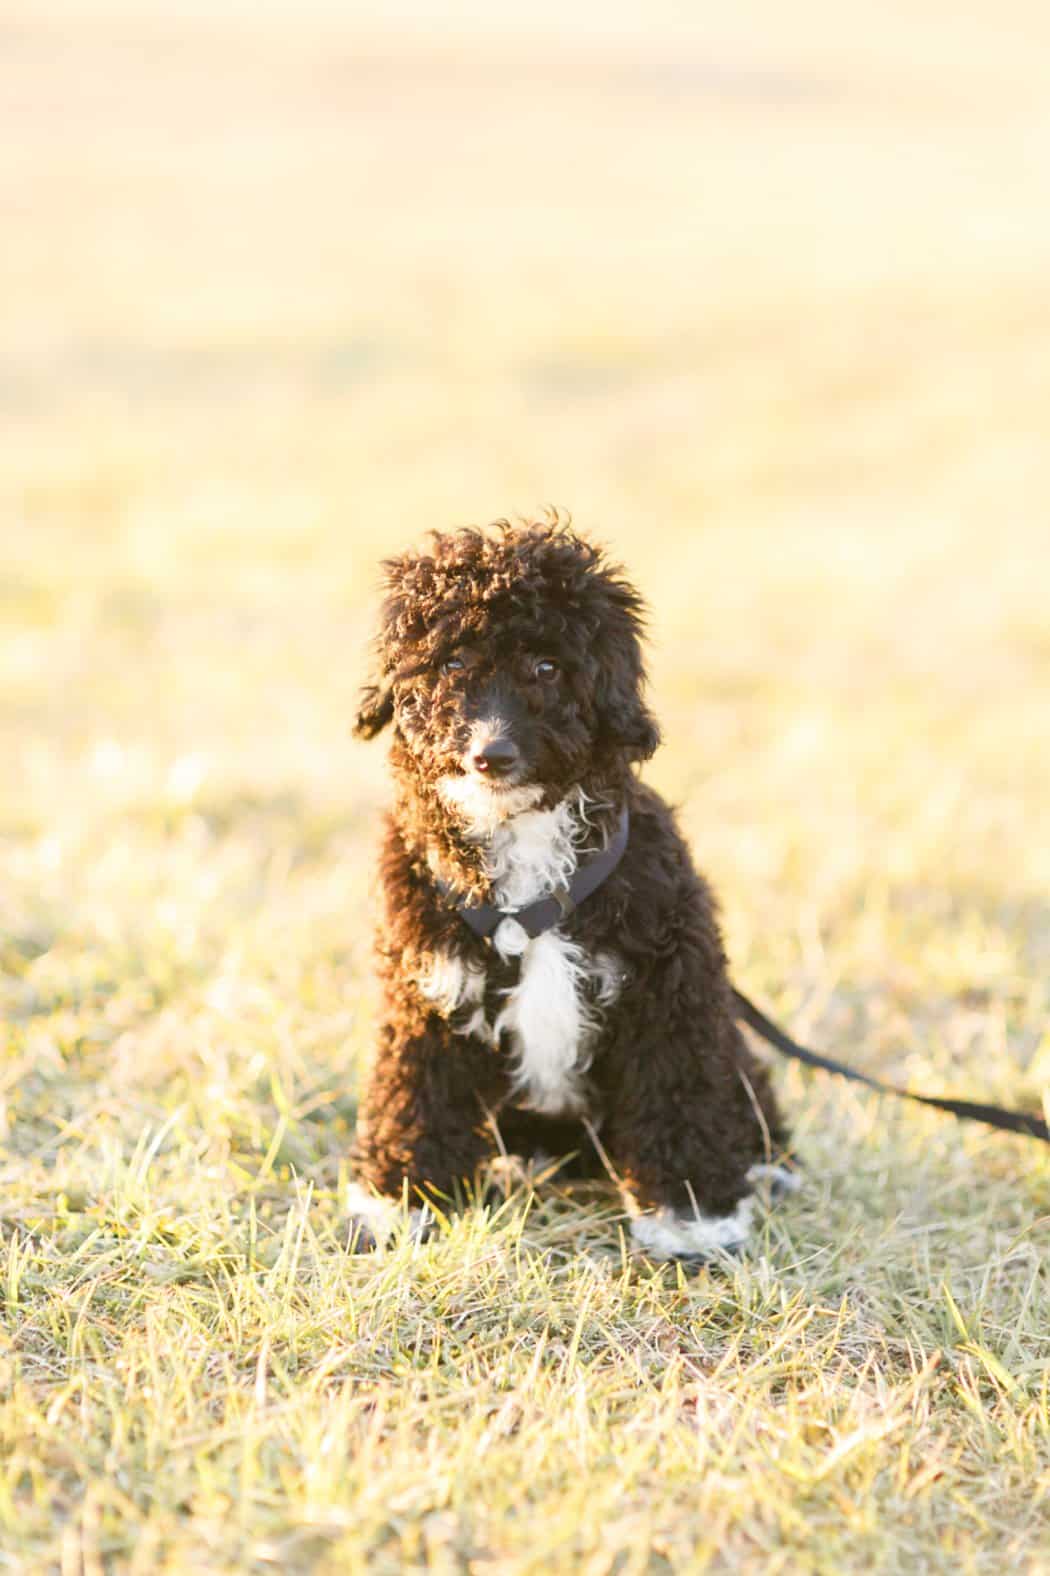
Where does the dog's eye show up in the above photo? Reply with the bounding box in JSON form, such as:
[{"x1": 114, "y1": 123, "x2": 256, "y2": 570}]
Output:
[
  {"x1": 534, "y1": 659, "x2": 559, "y2": 681},
  {"x1": 441, "y1": 656, "x2": 465, "y2": 676}
]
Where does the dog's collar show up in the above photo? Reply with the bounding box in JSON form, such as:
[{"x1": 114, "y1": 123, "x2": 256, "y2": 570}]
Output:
[{"x1": 438, "y1": 806, "x2": 629, "y2": 943}]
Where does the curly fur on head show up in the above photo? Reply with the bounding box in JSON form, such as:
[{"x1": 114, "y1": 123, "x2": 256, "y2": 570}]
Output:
[
  {"x1": 355, "y1": 512, "x2": 660, "y2": 901},
  {"x1": 349, "y1": 511, "x2": 795, "y2": 1262}
]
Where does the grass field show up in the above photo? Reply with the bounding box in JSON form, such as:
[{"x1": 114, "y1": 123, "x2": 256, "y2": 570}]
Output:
[{"x1": 3, "y1": 2, "x2": 1050, "y2": 1569}]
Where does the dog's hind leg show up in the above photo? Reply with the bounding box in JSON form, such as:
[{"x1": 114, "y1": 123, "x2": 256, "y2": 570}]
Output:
[{"x1": 595, "y1": 961, "x2": 793, "y2": 1263}]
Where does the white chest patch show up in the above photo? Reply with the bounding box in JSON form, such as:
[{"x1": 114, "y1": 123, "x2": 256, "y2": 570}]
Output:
[
  {"x1": 418, "y1": 927, "x2": 622, "y2": 1115},
  {"x1": 418, "y1": 790, "x2": 625, "y2": 1116},
  {"x1": 494, "y1": 926, "x2": 600, "y2": 1114}
]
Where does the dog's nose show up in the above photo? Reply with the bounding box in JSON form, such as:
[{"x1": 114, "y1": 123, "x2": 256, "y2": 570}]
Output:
[{"x1": 470, "y1": 738, "x2": 520, "y2": 778}]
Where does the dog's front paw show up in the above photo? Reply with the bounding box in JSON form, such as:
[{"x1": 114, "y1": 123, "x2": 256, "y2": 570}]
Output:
[
  {"x1": 628, "y1": 1196, "x2": 754, "y2": 1263},
  {"x1": 345, "y1": 1181, "x2": 430, "y2": 1251},
  {"x1": 746, "y1": 1159, "x2": 804, "y2": 1202}
]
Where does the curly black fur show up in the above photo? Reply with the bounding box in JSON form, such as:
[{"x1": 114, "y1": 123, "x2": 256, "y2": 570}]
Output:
[{"x1": 349, "y1": 513, "x2": 793, "y2": 1259}]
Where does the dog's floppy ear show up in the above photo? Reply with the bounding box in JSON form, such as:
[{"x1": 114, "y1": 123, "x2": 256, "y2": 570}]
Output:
[
  {"x1": 353, "y1": 551, "x2": 412, "y2": 740},
  {"x1": 598, "y1": 655, "x2": 660, "y2": 762},
  {"x1": 353, "y1": 681, "x2": 395, "y2": 739},
  {"x1": 594, "y1": 577, "x2": 661, "y2": 764}
]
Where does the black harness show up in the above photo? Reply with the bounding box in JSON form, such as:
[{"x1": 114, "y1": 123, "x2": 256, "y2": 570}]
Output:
[
  {"x1": 440, "y1": 811, "x2": 1050, "y2": 1145},
  {"x1": 440, "y1": 806, "x2": 630, "y2": 942}
]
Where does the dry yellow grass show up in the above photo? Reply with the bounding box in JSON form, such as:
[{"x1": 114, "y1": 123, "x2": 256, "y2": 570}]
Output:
[{"x1": 2, "y1": 2, "x2": 1049, "y2": 1570}]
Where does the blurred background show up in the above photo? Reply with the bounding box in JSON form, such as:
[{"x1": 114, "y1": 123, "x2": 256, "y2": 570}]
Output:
[{"x1": 3, "y1": 0, "x2": 1049, "y2": 1134}]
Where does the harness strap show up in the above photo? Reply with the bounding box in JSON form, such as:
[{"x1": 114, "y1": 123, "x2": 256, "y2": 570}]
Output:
[
  {"x1": 442, "y1": 806, "x2": 630, "y2": 942},
  {"x1": 732, "y1": 988, "x2": 1050, "y2": 1144}
]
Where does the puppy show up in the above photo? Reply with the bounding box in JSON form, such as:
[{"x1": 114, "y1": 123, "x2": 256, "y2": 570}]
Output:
[{"x1": 348, "y1": 516, "x2": 794, "y2": 1260}]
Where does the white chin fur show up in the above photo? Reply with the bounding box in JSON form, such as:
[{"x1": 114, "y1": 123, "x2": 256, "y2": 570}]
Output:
[
  {"x1": 345, "y1": 1182, "x2": 428, "y2": 1245},
  {"x1": 629, "y1": 1197, "x2": 754, "y2": 1260},
  {"x1": 437, "y1": 774, "x2": 544, "y2": 839}
]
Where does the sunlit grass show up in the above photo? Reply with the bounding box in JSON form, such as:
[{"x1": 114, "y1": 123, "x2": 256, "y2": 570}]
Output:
[{"x1": 2, "y1": 2, "x2": 1050, "y2": 1569}]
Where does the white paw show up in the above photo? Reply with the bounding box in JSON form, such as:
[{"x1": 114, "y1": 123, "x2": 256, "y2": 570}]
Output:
[
  {"x1": 746, "y1": 1162, "x2": 803, "y2": 1199},
  {"x1": 345, "y1": 1181, "x2": 428, "y2": 1248},
  {"x1": 629, "y1": 1196, "x2": 754, "y2": 1261}
]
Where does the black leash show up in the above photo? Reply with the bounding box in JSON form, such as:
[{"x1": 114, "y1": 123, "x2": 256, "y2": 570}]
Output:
[{"x1": 732, "y1": 988, "x2": 1050, "y2": 1144}]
